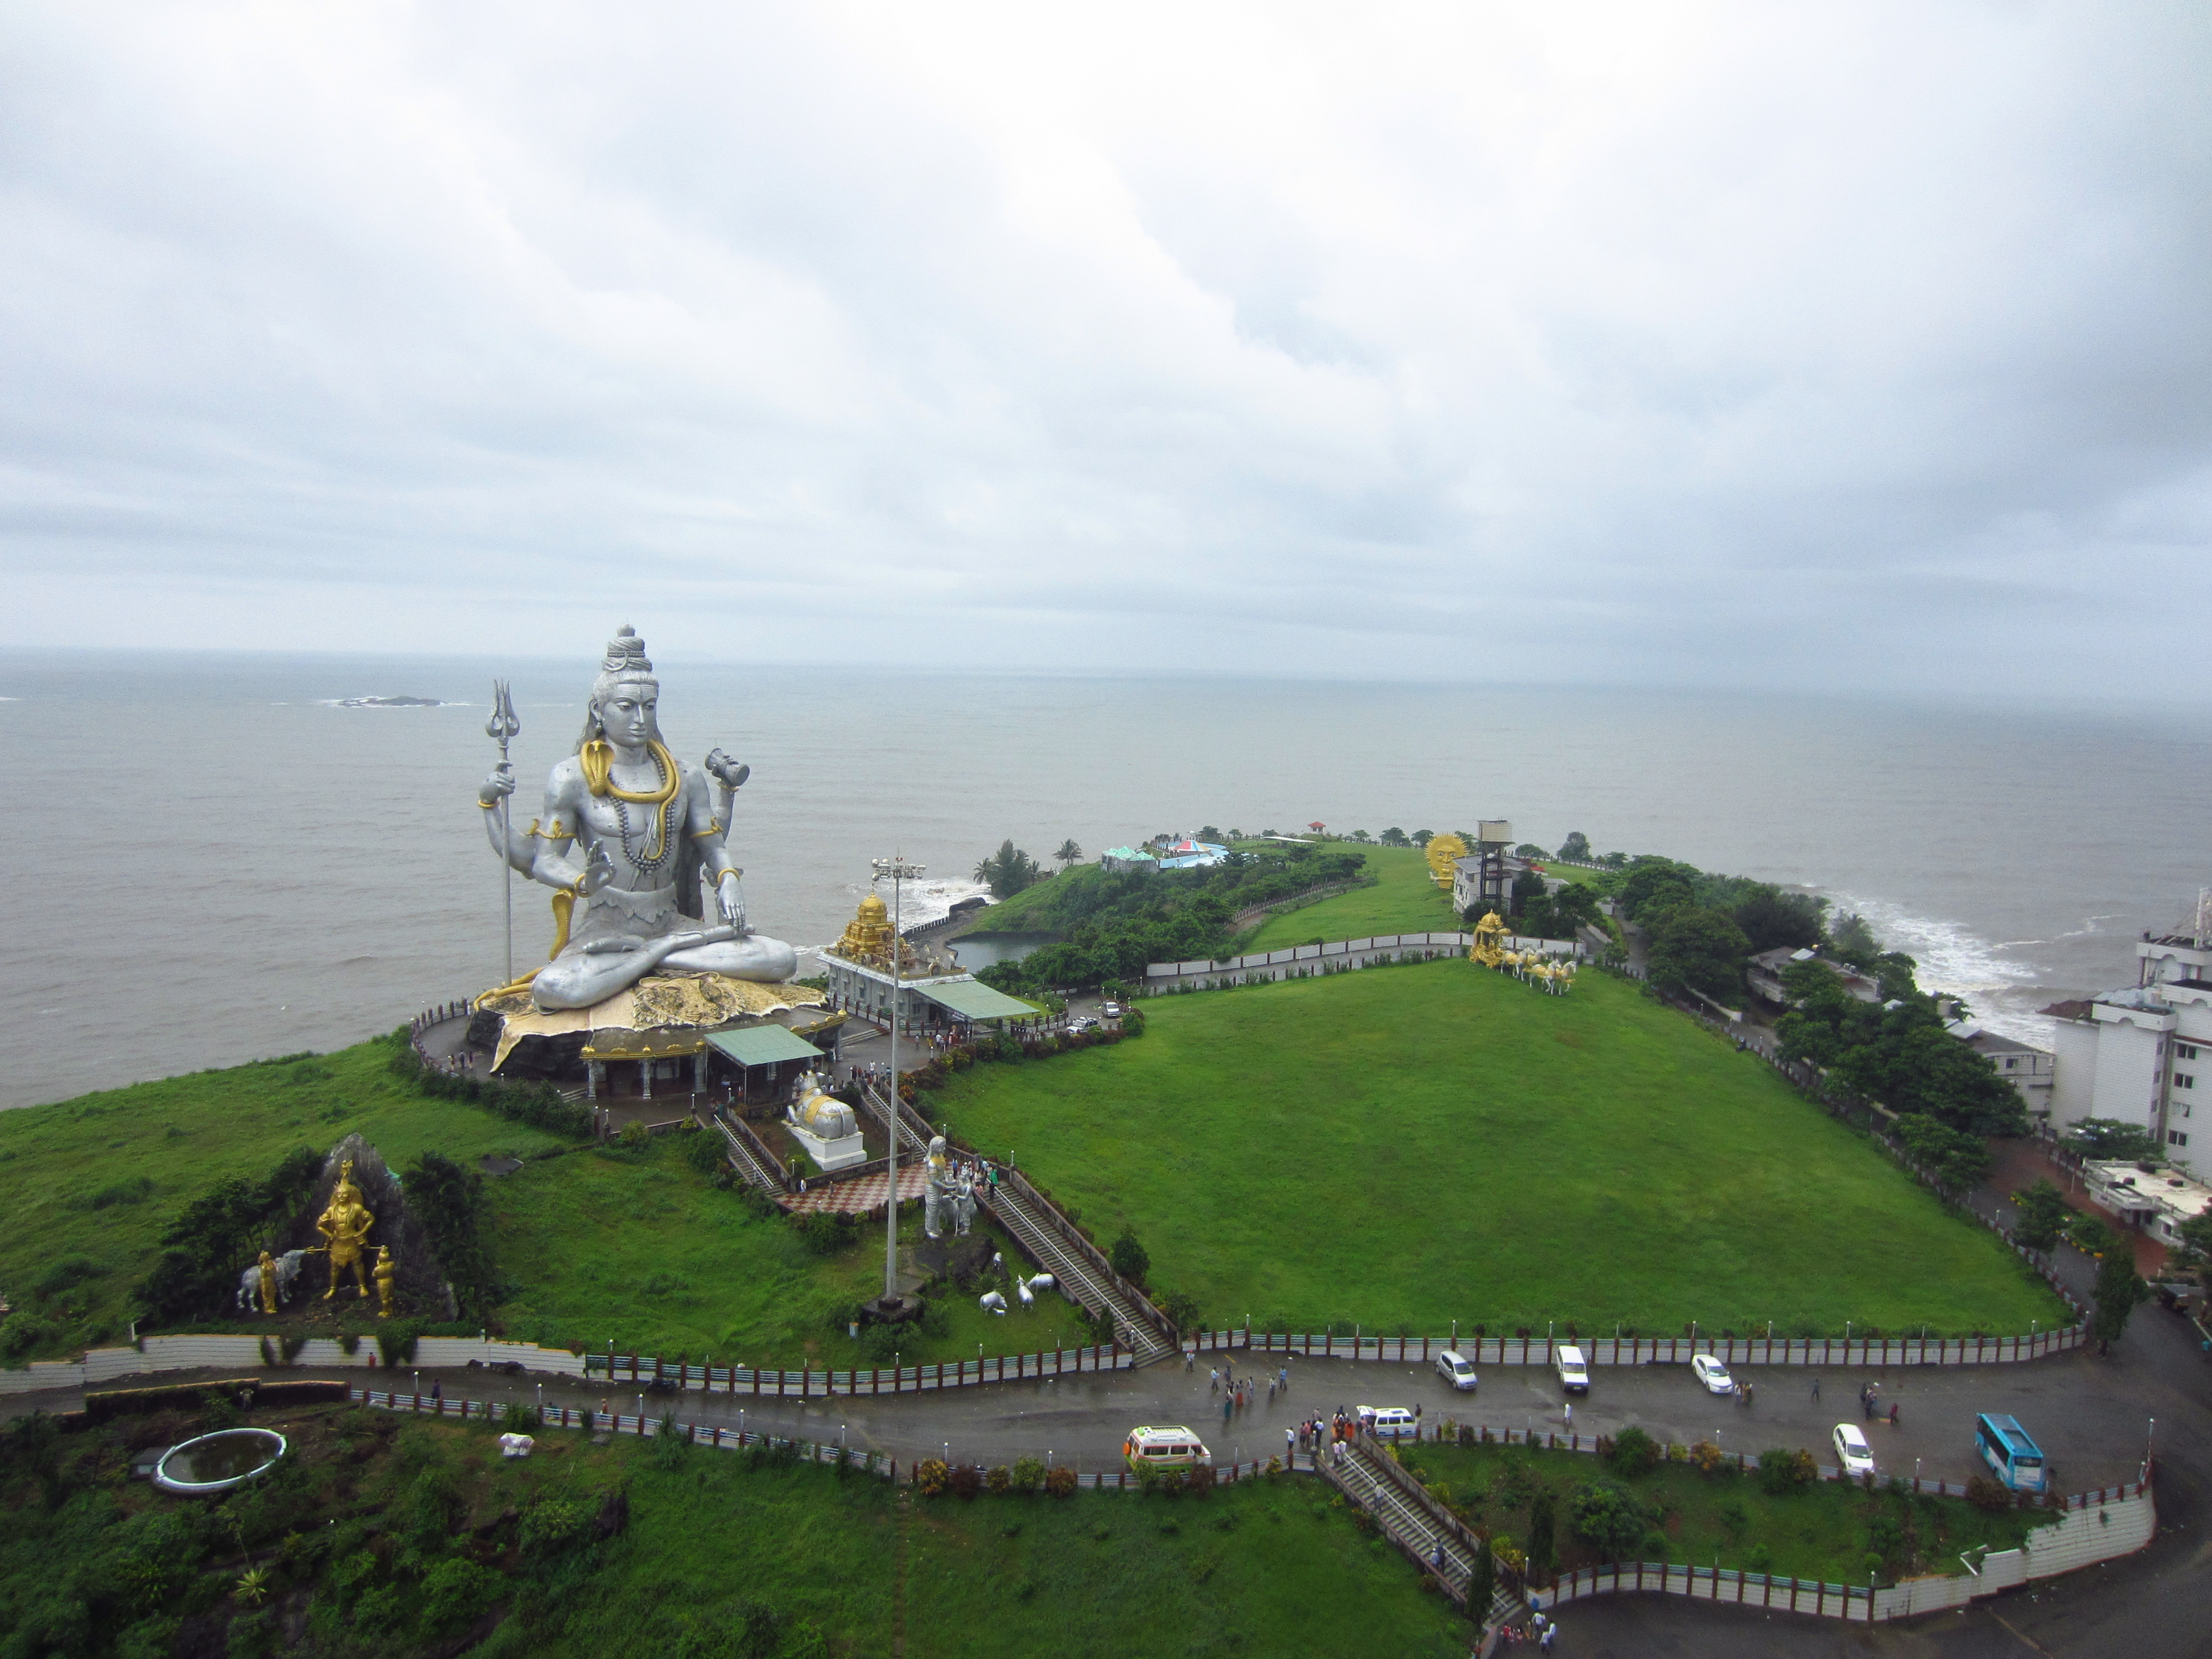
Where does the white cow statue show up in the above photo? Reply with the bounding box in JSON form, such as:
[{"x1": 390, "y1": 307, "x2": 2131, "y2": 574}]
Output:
[{"x1": 234, "y1": 1248, "x2": 311, "y2": 1312}]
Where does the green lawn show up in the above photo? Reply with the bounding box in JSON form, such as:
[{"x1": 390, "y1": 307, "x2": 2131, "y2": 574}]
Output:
[
  {"x1": 3, "y1": 1396, "x2": 1467, "y2": 1658},
  {"x1": 1397, "y1": 1435, "x2": 2049, "y2": 1588},
  {"x1": 928, "y1": 962, "x2": 2065, "y2": 1337},
  {"x1": 489, "y1": 1139, "x2": 1092, "y2": 1368},
  {"x1": 1241, "y1": 845, "x2": 1456, "y2": 952},
  {"x1": 0, "y1": 1039, "x2": 1062, "y2": 1370},
  {"x1": 0, "y1": 1038, "x2": 565, "y2": 1360}
]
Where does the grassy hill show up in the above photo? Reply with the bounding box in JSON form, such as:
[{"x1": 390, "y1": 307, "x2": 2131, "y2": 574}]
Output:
[
  {"x1": 4, "y1": 1396, "x2": 1468, "y2": 1659},
  {"x1": 0, "y1": 1039, "x2": 1068, "y2": 1370},
  {"x1": 926, "y1": 961, "x2": 2065, "y2": 1338},
  {"x1": 1241, "y1": 844, "x2": 1456, "y2": 951}
]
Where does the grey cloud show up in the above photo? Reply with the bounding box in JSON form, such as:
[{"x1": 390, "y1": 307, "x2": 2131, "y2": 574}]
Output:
[{"x1": 0, "y1": 1, "x2": 2205, "y2": 695}]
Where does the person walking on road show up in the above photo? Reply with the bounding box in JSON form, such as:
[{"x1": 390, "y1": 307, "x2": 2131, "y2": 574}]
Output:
[
  {"x1": 1563, "y1": 1401, "x2": 1573, "y2": 1430},
  {"x1": 1811, "y1": 1375, "x2": 1820, "y2": 1402},
  {"x1": 1211, "y1": 1367, "x2": 1219, "y2": 1393}
]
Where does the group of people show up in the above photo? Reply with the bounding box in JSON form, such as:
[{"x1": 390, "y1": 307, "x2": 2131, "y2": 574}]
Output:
[
  {"x1": 1499, "y1": 1608, "x2": 1559, "y2": 1649},
  {"x1": 1861, "y1": 1380, "x2": 1900, "y2": 1426}
]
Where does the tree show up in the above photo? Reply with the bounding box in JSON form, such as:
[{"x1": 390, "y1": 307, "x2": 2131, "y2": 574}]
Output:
[
  {"x1": 1053, "y1": 839, "x2": 1083, "y2": 870},
  {"x1": 1380, "y1": 827, "x2": 1410, "y2": 847},
  {"x1": 1608, "y1": 1426, "x2": 1659, "y2": 1478},
  {"x1": 1514, "y1": 843, "x2": 1547, "y2": 859},
  {"x1": 2064, "y1": 1119, "x2": 2166, "y2": 1162},
  {"x1": 1350, "y1": 830, "x2": 1372, "y2": 843},
  {"x1": 1567, "y1": 1481, "x2": 1648, "y2": 1560},
  {"x1": 1619, "y1": 860, "x2": 1696, "y2": 922},
  {"x1": 1645, "y1": 907, "x2": 1752, "y2": 1001},
  {"x1": 1109, "y1": 1229, "x2": 1150, "y2": 1285},
  {"x1": 1466, "y1": 1542, "x2": 1496, "y2": 1625},
  {"x1": 1557, "y1": 831, "x2": 1592, "y2": 863},
  {"x1": 973, "y1": 839, "x2": 1041, "y2": 900},
  {"x1": 1197, "y1": 826, "x2": 1224, "y2": 843},
  {"x1": 2067, "y1": 1212, "x2": 2117, "y2": 1259},
  {"x1": 2170, "y1": 1211, "x2": 2212, "y2": 1295},
  {"x1": 2090, "y1": 1248, "x2": 2152, "y2": 1353},
  {"x1": 1733, "y1": 886, "x2": 1825, "y2": 954},
  {"x1": 1895, "y1": 1117, "x2": 1994, "y2": 1202},
  {"x1": 1412, "y1": 830, "x2": 1435, "y2": 847},
  {"x1": 2010, "y1": 1180, "x2": 2072, "y2": 1255},
  {"x1": 1525, "y1": 1489, "x2": 1558, "y2": 1574},
  {"x1": 1509, "y1": 869, "x2": 1548, "y2": 917},
  {"x1": 1828, "y1": 912, "x2": 1881, "y2": 969}
]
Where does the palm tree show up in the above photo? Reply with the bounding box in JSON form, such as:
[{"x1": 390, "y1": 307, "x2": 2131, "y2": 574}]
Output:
[{"x1": 1055, "y1": 838, "x2": 1082, "y2": 870}]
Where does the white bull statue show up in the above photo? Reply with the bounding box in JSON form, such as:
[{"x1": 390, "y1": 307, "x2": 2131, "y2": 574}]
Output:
[{"x1": 235, "y1": 1248, "x2": 312, "y2": 1312}]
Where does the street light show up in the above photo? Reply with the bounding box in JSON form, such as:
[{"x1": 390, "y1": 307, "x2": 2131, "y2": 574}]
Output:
[{"x1": 874, "y1": 853, "x2": 926, "y2": 1307}]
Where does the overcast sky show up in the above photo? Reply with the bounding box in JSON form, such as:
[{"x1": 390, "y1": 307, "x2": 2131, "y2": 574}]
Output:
[{"x1": 2, "y1": 2, "x2": 2206, "y2": 694}]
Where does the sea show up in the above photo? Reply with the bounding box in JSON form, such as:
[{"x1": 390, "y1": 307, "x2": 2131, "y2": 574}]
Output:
[{"x1": 1, "y1": 648, "x2": 2206, "y2": 1112}]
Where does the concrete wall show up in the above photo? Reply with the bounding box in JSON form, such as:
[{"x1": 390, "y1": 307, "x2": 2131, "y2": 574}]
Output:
[{"x1": 0, "y1": 1333, "x2": 587, "y2": 1395}]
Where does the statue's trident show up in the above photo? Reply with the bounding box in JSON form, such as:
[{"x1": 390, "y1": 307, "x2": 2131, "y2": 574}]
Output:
[{"x1": 486, "y1": 681, "x2": 521, "y2": 984}]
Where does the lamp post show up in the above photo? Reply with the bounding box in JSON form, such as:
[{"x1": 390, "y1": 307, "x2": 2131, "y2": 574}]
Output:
[{"x1": 874, "y1": 853, "x2": 925, "y2": 1310}]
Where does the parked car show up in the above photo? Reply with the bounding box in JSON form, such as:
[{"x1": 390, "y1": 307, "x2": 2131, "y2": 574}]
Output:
[
  {"x1": 1358, "y1": 1406, "x2": 1421, "y2": 1441},
  {"x1": 1832, "y1": 1422, "x2": 1876, "y2": 1478},
  {"x1": 1554, "y1": 1344, "x2": 1589, "y2": 1394},
  {"x1": 1068, "y1": 1017, "x2": 1100, "y2": 1034},
  {"x1": 1690, "y1": 1354, "x2": 1735, "y2": 1395},
  {"x1": 1434, "y1": 1350, "x2": 1479, "y2": 1391},
  {"x1": 1100, "y1": 1001, "x2": 1125, "y2": 1020}
]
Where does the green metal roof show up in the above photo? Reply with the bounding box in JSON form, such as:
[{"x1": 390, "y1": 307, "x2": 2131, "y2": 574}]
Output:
[
  {"x1": 705, "y1": 1026, "x2": 825, "y2": 1068},
  {"x1": 918, "y1": 980, "x2": 1036, "y2": 1021}
]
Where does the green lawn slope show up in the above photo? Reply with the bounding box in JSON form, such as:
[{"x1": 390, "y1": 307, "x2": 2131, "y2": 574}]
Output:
[
  {"x1": 4, "y1": 1397, "x2": 1466, "y2": 1659},
  {"x1": 1241, "y1": 844, "x2": 1455, "y2": 951},
  {"x1": 0, "y1": 1039, "x2": 565, "y2": 1358},
  {"x1": 927, "y1": 962, "x2": 2065, "y2": 1337}
]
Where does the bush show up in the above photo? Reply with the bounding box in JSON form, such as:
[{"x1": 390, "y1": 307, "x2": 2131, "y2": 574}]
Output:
[
  {"x1": 916, "y1": 1458, "x2": 950, "y2": 1496},
  {"x1": 501, "y1": 1401, "x2": 542, "y2": 1433},
  {"x1": 1011, "y1": 1455, "x2": 1045, "y2": 1494},
  {"x1": 949, "y1": 1463, "x2": 985, "y2": 1500},
  {"x1": 985, "y1": 1465, "x2": 1012, "y2": 1495},
  {"x1": 1757, "y1": 1447, "x2": 1818, "y2": 1495},
  {"x1": 419, "y1": 1556, "x2": 498, "y2": 1636},
  {"x1": 1687, "y1": 1439, "x2": 1732, "y2": 1477},
  {"x1": 1183, "y1": 1462, "x2": 1216, "y2": 1497},
  {"x1": 1044, "y1": 1465, "x2": 1077, "y2": 1498},
  {"x1": 1567, "y1": 1481, "x2": 1648, "y2": 1560},
  {"x1": 1608, "y1": 1425, "x2": 1659, "y2": 1478},
  {"x1": 1109, "y1": 1230, "x2": 1150, "y2": 1284},
  {"x1": 1120, "y1": 1007, "x2": 1146, "y2": 1037},
  {"x1": 796, "y1": 1213, "x2": 862, "y2": 1256},
  {"x1": 1965, "y1": 1473, "x2": 2014, "y2": 1514}
]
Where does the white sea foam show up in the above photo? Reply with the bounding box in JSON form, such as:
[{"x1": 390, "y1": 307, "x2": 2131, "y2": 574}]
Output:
[
  {"x1": 828, "y1": 875, "x2": 996, "y2": 936},
  {"x1": 314, "y1": 696, "x2": 452, "y2": 709},
  {"x1": 1824, "y1": 893, "x2": 2054, "y2": 1042}
]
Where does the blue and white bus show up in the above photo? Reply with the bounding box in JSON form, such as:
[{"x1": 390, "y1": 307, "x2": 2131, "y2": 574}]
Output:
[{"x1": 1975, "y1": 1413, "x2": 2047, "y2": 1493}]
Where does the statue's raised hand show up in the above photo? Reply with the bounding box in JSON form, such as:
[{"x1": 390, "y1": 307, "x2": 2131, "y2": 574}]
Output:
[
  {"x1": 704, "y1": 749, "x2": 750, "y2": 792},
  {"x1": 477, "y1": 762, "x2": 517, "y2": 808},
  {"x1": 577, "y1": 838, "x2": 617, "y2": 897}
]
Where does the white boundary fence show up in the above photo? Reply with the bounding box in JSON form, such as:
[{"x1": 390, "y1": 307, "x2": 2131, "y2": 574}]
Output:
[
  {"x1": 1535, "y1": 1479, "x2": 2153, "y2": 1624},
  {"x1": 0, "y1": 1334, "x2": 586, "y2": 1396},
  {"x1": 1144, "y1": 932, "x2": 1581, "y2": 992},
  {"x1": 1179, "y1": 1323, "x2": 2086, "y2": 1368}
]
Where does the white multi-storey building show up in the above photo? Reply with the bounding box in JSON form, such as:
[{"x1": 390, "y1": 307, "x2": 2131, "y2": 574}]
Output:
[{"x1": 2045, "y1": 929, "x2": 2212, "y2": 1172}]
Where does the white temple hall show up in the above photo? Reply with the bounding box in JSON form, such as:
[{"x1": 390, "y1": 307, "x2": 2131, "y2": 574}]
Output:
[{"x1": 816, "y1": 891, "x2": 1036, "y2": 1037}]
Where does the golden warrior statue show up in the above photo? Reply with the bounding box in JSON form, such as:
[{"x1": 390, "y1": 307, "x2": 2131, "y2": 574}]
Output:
[{"x1": 317, "y1": 1161, "x2": 377, "y2": 1301}]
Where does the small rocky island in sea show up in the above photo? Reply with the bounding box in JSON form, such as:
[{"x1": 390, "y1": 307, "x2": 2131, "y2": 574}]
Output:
[{"x1": 333, "y1": 695, "x2": 444, "y2": 708}]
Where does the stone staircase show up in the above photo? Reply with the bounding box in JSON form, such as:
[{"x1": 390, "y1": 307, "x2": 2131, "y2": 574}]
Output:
[
  {"x1": 704, "y1": 1107, "x2": 786, "y2": 1194},
  {"x1": 1327, "y1": 1437, "x2": 1524, "y2": 1633},
  {"x1": 859, "y1": 1081, "x2": 1178, "y2": 1367},
  {"x1": 985, "y1": 1178, "x2": 1178, "y2": 1366}
]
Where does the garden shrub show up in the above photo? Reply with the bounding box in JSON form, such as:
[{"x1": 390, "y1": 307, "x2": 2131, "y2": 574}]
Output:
[
  {"x1": 796, "y1": 1212, "x2": 861, "y2": 1256},
  {"x1": 949, "y1": 1463, "x2": 984, "y2": 1500},
  {"x1": 419, "y1": 1556, "x2": 497, "y2": 1636},
  {"x1": 915, "y1": 1458, "x2": 950, "y2": 1496},
  {"x1": 1011, "y1": 1455, "x2": 1044, "y2": 1494},
  {"x1": 1965, "y1": 1473, "x2": 2014, "y2": 1514},
  {"x1": 1044, "y1": 1465, "x2": 1077, "y2": 1497},
  {"x1": 1109, "y1": 1229, "x2": 1150, "y2": 1284},
  {"x1": 1567, "y1": 1481, "x2": 1648, "y2": 1559},
  {"x1": 1758, "y1": 1447, "x2": 1818, "y2": 1495},
  {"x1": 1687, "y1": 1439, "x2": 1731, "y2": 1477},
  {"x1": 1606, "y1": 1426, "x2": 1658, "y2": 1477},
  {"x1": 985, "y1": 1465, "x2": 1012, "y2": 1495},
  {"x1": 1183, "y1": 1462, "x2": 1216, "y2": 1497}
]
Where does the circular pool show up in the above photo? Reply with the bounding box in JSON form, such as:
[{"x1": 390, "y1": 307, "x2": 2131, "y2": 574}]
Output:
[{"x1": 152, "y1": 1428, "x2": 288, "y2": 1495}]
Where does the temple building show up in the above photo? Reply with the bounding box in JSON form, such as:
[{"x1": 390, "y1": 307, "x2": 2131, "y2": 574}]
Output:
[{"x1": 819, "y1": 891, "x2": 1037, "y2": 1037}]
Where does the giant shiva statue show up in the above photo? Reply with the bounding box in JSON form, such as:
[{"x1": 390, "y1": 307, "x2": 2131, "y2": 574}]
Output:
[{"x1": 477, "y1": 627, "x2": 799, "y2": 1009}]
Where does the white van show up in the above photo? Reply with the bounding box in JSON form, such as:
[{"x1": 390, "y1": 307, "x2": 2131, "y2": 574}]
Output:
[
  {"x1": 1124, "y1": 1425, "x2": 1212, "y2": 1472},
  {"x1": 1554, "y1": 1345, "x2": 1589, "y2": 1394},
  {"x1": 1434, "y1": 1350, "x2": 1479, "y2": 1391},
  {"x1": 1358, "y1": 1405, "x2": 1421, "y2": 1442}
]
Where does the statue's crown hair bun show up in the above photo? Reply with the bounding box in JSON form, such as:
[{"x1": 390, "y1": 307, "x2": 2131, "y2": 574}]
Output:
[{"x1": 601, "y1": 624, "x2": 653, "y2": 676}]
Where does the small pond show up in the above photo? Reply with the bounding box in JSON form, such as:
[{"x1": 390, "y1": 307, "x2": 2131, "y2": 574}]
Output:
[
  {"x1": 153, "y1": 1428, "x2": 288, "y2": 1495},
  {"x1": 949, "y1": 931, "x2": 1060, "y2": 969}
]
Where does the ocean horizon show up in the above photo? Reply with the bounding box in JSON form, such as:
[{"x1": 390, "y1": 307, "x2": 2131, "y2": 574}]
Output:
[{"x1": 2, "y1": 645, "x2": 2205, "y2": 1112}]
